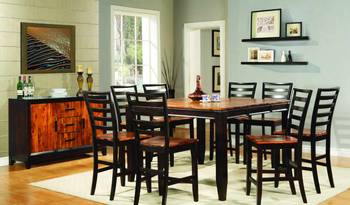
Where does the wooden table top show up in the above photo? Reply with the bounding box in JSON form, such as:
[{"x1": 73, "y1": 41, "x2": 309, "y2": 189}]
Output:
[{"x1": 167, "y1": 98, "x2": 289, "y2": 111}]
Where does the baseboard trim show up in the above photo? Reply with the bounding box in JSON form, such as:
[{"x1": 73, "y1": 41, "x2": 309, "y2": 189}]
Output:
[{"x1": 0, "y1": 157, "x2": 8, "y2": 167}]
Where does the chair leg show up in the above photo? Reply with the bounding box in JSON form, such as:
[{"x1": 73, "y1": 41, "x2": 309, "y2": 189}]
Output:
[
  {"x1": 110, "y1": 147, "x2": 119, "y2": 201},
  {"x1": 311, "y1": 140, "x2": 321, "y2": 193},
  {"x1": 243, "y1": 122, "x2": 251, "y2": 165},
  {"x1": 274, "y1": 149, "x2": 280, "y2": 188},
  {"x1": 262, "y1": 126, "x2": 267, "y2": 160},
  {"x1": 158, "y1": 154, "x2": 164, "y2": 196},
  {"x1": 120, "y1": 146, "x2": 126, "y2": 187},
  {"x1": 191, "y1": 144, "x2": 199, "y2": 202},
  {"x1": 296, "y1": 152, "x2": 307, "y2": 203},
  {"x1": 161, "y1": 154, "x2": 169, "y2": 205},
  {"x1": 190, "y1": 120, "x2": 194, "y2": 139},
  {"x1": 209, "y1": 120, "x2": 214, "y2": 161},
  {"x1": 146, "y1": 152, "x2": 153, "y2": 193},
  {"x1": 284, "y1": 149, "x2": 296, "y2": 195},
  {"x1": 133, "y1": 153, "x2": 142, "y2": 205},
  {"x1": 257, "y1": 148, "x2": 263, "y2": 205},
  {"x1": 228, "y1": 123, "x2": 233, "y2": 157},
  {"x1": 170, "y1": 127, "x2": 175, "y2": 167},
  {"x1": 90, "y1": 149, "x2": 98, "y2": 195},
  {"x1": 326, "y1": 137, "x2": 335, "y2": 188},
  {"x1": 234, "y1": 123, "x2": 240, "y2": 163},
  {"x1": 246, "y1": 141, "x2": 252, "y2": 196}
]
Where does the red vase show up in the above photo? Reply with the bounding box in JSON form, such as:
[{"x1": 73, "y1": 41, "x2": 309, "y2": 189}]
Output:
[{"x1": 188, "y1": 75, "x2": 206, "y2": 101}]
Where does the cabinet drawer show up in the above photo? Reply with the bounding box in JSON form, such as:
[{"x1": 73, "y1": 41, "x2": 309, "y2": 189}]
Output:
[
  {"x1": 54, "y1": 101, "x2": 82, "y2": 117},
  {"x1": 58, "y1": 132, "x2": 81, "y2": 149},
  {"x1": 57, "y1": 116, "x2": 82, "y2": 133}
]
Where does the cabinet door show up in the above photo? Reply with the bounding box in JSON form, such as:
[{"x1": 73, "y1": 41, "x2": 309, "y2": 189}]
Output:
[{"x1": 31, "y1": 103, "x2": 57, "y2": 153}]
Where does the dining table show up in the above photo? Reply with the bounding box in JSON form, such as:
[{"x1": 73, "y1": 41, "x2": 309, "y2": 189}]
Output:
[
  {"x1": 166, "y1": 97, "x2": 289, "y2": 201},
  {"x1": 126, "y1": 97, "x2": 289, "y2": 201}
]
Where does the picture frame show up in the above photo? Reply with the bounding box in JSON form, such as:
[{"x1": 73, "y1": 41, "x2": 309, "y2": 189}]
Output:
[
  {"x1": 286, "y1": 22, "x2": 302, "y2": 37},
  {"x1": 251, "y1": 9, "x2": 282, "y2": 39},
  {"x1": 212, "y1": 30, "x2": 220, "y2": 57},
  {"x1": 21, "y1": 22, "x2": 76, "y2": 74},
  {"x1": 212, "y1": 65, "x2": 220, "y2": 92},
  {"x1": 248, "y1": 47, "x2": 260, "y2": 62},
  {"x1": 258, "y1": 50, "x2": 275, "y2": 62}
]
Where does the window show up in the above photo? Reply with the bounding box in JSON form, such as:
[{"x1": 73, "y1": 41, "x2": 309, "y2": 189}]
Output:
[{"x1": 111, "y1": 6, "x2": 160, "y2": 87}]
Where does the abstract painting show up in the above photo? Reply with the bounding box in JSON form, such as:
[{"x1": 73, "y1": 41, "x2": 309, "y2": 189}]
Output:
[{"x1": 21, "y1": 22, "x2": 75, "y2": 74}]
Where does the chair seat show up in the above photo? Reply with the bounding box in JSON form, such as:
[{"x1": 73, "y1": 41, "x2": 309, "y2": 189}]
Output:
[
  {"x1": 273, "y1": 129, "x2": 328, "y2": 138},
  {"x1": 247, "y1": 135, "x2": 298, "y2": 145},
  {"x1": 97, "y1": 132, "x2": 150, "y2": 142},
  {"x1": 248, "y1": 117, "x2": 282, "y2": 125},
  {"x1": 140, "y1": 136, "x2": 197, "y2": 148},
  {"x1": 153, "y1": 116, "x2": 194, "y2": 123},
  {"x1": 228, "y1": 115, "x2": 249, "y2": 123}
]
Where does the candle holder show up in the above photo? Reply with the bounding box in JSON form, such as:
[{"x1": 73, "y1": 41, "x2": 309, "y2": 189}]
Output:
[
  {"x1": 76, "y1": 71, "x2": 84, "y2": 96},
  {"x1": 87, "y1": 73, "x2": 93, "y2": 91}
]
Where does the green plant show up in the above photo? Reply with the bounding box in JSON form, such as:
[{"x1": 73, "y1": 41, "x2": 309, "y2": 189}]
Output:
[{"x1": 161, "y1": 51, "x2": 178, "y2": 90}]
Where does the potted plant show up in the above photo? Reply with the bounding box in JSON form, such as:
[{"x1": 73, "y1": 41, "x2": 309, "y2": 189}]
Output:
[{"x1": 161, "y1": 51, "x2": 178, "y2": 98}]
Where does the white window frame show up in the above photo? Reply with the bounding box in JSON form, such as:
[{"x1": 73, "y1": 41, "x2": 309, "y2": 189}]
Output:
[{"x1": 110, "y1": 5, "x2": 161, "y2": 86}]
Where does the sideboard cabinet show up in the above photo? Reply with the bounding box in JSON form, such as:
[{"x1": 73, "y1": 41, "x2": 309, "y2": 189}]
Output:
[{"x1": 9, "y1": 96, "x2": 103, "y2": 168}]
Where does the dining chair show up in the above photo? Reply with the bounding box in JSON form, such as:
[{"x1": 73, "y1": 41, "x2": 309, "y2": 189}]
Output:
[
  {"x1": 246, "y1": 88, "x2": 312, "y2": 205},
  {"x1": 143, "y1": 83, "x2": 194, "y2": 167},
  {"x1": 84, "y1": 91, "x2": 149, "y2": 201},
  {"x1": 275, "y1": 87, "x2": 340, "y2": 193},
  {"x1": 127, "y1": 92, "x2": 198, "y2": 205},
  {"x1": 209, "y1": 82, "x2": 257, "y2": 163},
  {"x1": 110, "y1": 85, "x2": 137, "y2": 131}
]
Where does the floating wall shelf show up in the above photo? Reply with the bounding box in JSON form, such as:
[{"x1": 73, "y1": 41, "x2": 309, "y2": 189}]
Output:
[
  {"x1": 241, "y1": 36, "x2": 310, "y2": 42},
  {"x1": 241, "y1": 61, "x2": 308, "y2": 65}
]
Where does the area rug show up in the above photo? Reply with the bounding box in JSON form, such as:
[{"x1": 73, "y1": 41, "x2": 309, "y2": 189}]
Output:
[{"x1": 31, "y1": 153, "x2": 350, "y2": 205}]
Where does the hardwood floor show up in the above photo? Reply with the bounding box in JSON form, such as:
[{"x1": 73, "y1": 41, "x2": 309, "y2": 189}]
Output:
[{"x1": 0, "y1": 127, "x2": 349, "y2": 205}]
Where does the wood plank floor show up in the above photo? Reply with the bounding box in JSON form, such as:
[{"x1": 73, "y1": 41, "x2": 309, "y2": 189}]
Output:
[{"x1": 0, "y1": 127, "x2": 349, "y2": 205}]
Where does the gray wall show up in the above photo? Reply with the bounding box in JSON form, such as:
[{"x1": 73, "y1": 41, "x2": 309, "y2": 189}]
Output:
[
  {"x1": 99, "y1": 0, "x2": 173, "y2": 91},
  {"x1": 173, "y1": 0, "x2": 227, "y2": 97},
  {"x1": 228, "y1": 0, "x2": 350, "y2": 153},
  {"x1": 200, "y1": 29, "x2": 220, "y2": 94}
]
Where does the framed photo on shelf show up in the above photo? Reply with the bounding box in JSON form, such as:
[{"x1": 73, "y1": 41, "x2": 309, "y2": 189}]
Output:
[
  {"x1": 286, "y1": 22, "x2": 302, "y2": 37},
  {"x1": 21, "y1": 22, "x2": 75, "y2": 74},
  {"x1": 212, "y1": 30, "x2": 220, "y2": 57},
  {"x1": 251, "y1": 9, "x2": 281, "y2": 39},
  {"x1": 248, "y1": 47, "x2": 260, "y2": 62},
  {"x1": 212, "y1": 65, "x2": 220, "y2": 92},
  {"x1": 258, "y1": 50, "x2": 275, "y2": 62}
]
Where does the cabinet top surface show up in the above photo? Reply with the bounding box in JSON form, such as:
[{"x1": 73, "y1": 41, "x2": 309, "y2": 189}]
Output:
[{"x1": 9, "y1": 96, "x2": 83, "y2": 103}]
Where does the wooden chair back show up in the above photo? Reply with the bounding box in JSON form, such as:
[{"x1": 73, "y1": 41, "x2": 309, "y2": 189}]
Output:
[
  {"x1": 310, "y1": 87, "x2": 340, "y2": 137},
  {"x1": 143, "y1": 83, "x2": 169, "y2": 99},
  {"x1": 262, "y1": 82, "x2": 293, "y2": 99},
  {"x1": 228, "y1": 82, "x2": 257, "y2": 98}
]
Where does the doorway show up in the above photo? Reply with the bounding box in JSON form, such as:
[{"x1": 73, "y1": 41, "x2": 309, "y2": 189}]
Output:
[{"x1": 184, "y1": 21, "x2": 226, "y2": 97}]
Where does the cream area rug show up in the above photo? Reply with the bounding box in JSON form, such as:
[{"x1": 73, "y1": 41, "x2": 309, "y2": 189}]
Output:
[{"x1": 31, "y1": 153, "x2": 350, "y2": 205}]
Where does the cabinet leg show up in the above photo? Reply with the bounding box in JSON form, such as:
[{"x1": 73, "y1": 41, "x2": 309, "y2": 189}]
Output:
[
  {"x1": 25, "y1": 161, "x2": 31, "y2": 169},
  {"x1": 9, "y1": 158, "x2": 15, "y2": 165}
]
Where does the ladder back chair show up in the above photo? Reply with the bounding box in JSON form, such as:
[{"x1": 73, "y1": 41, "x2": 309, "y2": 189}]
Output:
[
  {"x1": 127, "y1": 92, "x2": 198, "y2": 205},
  {"x1": 143, "y1": 83, "x2": 194, "y2": 167},
  {"x1": 84, "y1": 91, "x2": 148, "y2": 201},
  {"x1": 209, "y1": 82, "x2": 257, "y2": 163},
  {"x1": 246, "y1": 88, "x2": 312, "y2": 205},
  {"x1": 110, "y1": 85, "x2": 137, "y2": 131}
]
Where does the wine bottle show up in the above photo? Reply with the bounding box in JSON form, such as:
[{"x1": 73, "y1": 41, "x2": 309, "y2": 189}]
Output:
[
  {"x1": 28, "y1": 76, "x2": 34, "y2": 97},
  {"x1": 23, "y1": 76, "x2": 28, "y2": 97},
  {"x1": 16, "y1": 76, "x2": 23, "y2": 98}
]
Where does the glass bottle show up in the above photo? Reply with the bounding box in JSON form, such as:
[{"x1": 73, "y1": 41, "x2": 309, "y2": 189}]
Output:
[
  {"x1": 28, "y1": 76, "x2": 34, "y2": 97},
  {"x1": 16, "y1": 76, "x2": 23, "y2": 98},
  {"x1": 23, "y1": 76, "x2": 28, "y2": 97}
]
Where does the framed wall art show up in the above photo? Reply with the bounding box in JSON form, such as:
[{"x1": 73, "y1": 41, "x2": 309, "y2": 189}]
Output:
[
  {"x1": 258, "y1": 50, "x2": 275, "y2": 62},
  {"x1": 286, "y1": 22, "x2": 302, "y2": 37},
  {"x1": 212, "y1": 65, "x2": 220, "y2": 92},
  {"x1": 21, "y1": 22, "x2": 76, "y2": 74},
  {"x1": 212, "y1": 30, "x2": 220, "y2": 57},
  {"x1": 251, "y1": 9, "x2": 281, "y2": 39},
  {"x1": 248, "y1": 47, "x2": 260, "y2": 62}
]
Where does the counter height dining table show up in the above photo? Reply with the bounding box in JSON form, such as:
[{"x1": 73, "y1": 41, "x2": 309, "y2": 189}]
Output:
[{"x1": 165, "y1": 97, "x2": 289, "y2": 201}]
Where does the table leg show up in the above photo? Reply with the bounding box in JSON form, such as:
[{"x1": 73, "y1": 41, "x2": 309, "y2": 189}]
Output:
[
  {"x1": 196, "y1": 118, "x2": 206, "y2": 164},
  {"x1": 127, "y1": 145, "x2": 135, "y2": 182},
  {"x1": 282, "y1": 109, "x2": 288, "y2": 131},
  {"x1": 215, "y1": 115, "x2": 227, "y2": 201}
]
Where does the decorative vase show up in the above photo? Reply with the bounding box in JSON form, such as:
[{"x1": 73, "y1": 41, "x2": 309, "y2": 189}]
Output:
[
  {"x1": 287, "y1": 50, "x2": 293, "y2": 62},
  {"x1": 87, "y1": 73, "x2": 93, "y2": 91},
  {"x1": 76, "y1": 71, "x2": 84, "y2": 96},
  {"x1": 281, "y1": 50, "x2": 287, "y2": 62},
  {"x1": 168, "y1": 89, "x2": 175, "y2": 98},
  {"x1": 188, "y1": 75, "x2": 206, "y2": 101}
]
